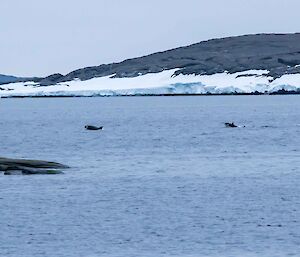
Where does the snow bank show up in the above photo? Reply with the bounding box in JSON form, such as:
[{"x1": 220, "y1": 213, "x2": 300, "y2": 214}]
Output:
[{"x1": 1, "y1": 69, "x2": 300, "y2": 97}]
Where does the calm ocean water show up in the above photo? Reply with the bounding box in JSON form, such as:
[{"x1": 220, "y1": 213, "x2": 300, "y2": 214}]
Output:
[{"x1": 0, "y1": 96, "x2": 299, "y2": 257}]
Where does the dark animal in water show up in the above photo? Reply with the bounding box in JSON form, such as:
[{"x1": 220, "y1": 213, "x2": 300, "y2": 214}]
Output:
[
  {"x1": 225, "y1": 122, "x2": 238, "y2": 128},
  {"x1": 85, "y1": 125, "x2": 103, "y2": 131}
]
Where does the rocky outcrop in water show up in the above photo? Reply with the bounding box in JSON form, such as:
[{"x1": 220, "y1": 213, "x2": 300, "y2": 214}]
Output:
[{"x1": 0, "y1": 157, "x2": 69, "y2": 175}]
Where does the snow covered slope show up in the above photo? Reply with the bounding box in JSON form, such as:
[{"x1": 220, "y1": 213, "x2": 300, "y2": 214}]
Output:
[
  {"x1": 1, "y1": 33, "x2": 300, "y2": 96},
  {"x1": 1, "y1": 69, "x2": 300, "y2": 97}
]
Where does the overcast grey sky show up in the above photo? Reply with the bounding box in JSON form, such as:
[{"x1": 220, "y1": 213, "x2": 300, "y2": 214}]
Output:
[{"x1": 1, "y1": 0, "x2": 300, "y2": 77}]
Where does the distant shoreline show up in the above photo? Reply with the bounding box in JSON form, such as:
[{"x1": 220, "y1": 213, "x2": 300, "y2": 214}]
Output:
[{"x1": 1, "y1": 91, "x2": 300, "y2": 99}]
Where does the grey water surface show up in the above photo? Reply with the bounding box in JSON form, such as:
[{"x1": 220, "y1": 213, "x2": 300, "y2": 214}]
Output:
[{"x1": 0, "y1": 96, "x2": 299, "y2": 257}]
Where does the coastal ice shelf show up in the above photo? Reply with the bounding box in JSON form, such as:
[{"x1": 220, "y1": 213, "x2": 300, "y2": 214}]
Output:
[{"x1": 1, "y1": 69, "x2": 300, "y2": 97}]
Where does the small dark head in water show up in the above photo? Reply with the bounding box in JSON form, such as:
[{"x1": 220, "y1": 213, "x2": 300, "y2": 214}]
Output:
[
  {"x1": 225, "y1": 122, "x2": 238, "y2": 128},
  {"x1": 85, "y1": 125, "x2": 103, "y2": 131}
]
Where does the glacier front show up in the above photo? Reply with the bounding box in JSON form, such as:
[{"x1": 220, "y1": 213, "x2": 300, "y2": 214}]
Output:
[{"x1": 0, "y1": 69, "x2": 300, "y2": 97}]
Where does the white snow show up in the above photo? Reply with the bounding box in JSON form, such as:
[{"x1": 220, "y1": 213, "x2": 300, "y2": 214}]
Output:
[{"x1": 0, "y1": 69, "x2": 300, "y2": 97}]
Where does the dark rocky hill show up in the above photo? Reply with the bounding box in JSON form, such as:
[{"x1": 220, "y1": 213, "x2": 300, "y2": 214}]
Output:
[
  {"x1": 0, "y1": 75, "x2": 40, "y2": 86},
  {"x1": 5, "y1": 33, "x2": 300, "y2": 86},
  {"x1": 0, "y1": 74, "x2": 18, "y2": 85}
]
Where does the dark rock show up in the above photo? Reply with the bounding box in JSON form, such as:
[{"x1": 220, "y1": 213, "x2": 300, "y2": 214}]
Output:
[
  {"x1": 38, "y1": 73, "x2": 65, "y2": 87},
  {"x1": 0, "y1": 157, "x2": 69, "y2": 175}
]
